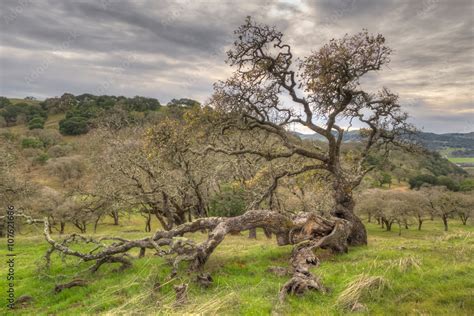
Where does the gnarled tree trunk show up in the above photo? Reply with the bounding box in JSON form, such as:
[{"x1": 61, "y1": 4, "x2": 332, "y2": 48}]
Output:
[{"x1": 332, "y1": 181, "x2": 367, "y2": 246}]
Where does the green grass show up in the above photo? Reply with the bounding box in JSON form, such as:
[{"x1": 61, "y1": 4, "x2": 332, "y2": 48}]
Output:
[
  {"x1": 447, "y1": 157, "x2": 474, "y2": 164},
  {"x1": 9, "y1": 98, "x2": 42, "y2": 106},
  {"x1": 1, "y1": 217, "x2": 473, "y2": 315}
]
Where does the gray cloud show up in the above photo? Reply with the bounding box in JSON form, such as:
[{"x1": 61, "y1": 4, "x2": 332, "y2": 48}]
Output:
[{"x1": 0, "y1": 0, "x2": 472, "y2": 133}]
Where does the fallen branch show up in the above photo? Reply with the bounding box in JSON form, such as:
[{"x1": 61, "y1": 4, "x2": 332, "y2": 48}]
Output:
[
  {"x1": 27, "y1": 210, "x2": 351, "y2": 301},
  {"x1": 54, "y1": 279, "x2": 88, "y2": 293}
]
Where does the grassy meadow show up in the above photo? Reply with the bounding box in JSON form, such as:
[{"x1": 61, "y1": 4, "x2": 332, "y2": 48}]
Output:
[{"x1": 1, "y1": 217, "x2": 473, "y2": 315}]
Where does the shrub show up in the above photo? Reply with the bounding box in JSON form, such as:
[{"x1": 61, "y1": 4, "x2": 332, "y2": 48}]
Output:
[
  {"x1": 460, "y1": 178, "x2": 474, "y2": 191},
  {"x1": 33, "y1": 152, "x2": 49, "y2": 165},
  {"x1": 22, "y1": 148, "x2": 43, "y2": 158},
  {"x1": 59, "y1": 116, "x2": 89, "y2": 135},
  {"x1": 0, "y1": 116, "x2": 6, "y2": 128},
  {"x1": 0, "y1": 130, "x2": 16, "y2": 141},
  {"x1": 27, "y1": 129, "x2": 62, "y2": 147},
  {"x1": 28, "y1": 115, "x2": 45, "y2": 130},
  {"x1": 21, "y1": 137, "x2": 44, "y2": 149},
  {"x1": 47, "y1": 144, "x2": 73, "y2": 158},
  {"x1": 436, "y1": 176, "x2": 460, "y2": 191}
]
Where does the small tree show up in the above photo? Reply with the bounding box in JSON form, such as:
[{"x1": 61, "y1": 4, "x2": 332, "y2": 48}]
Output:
[
  {"x1": 28, "y1": 115, "x2": 46, "y2": 130},
  {"x1": 453, "y1": 192, "x2": 473, "y2": 225},
  {"x1": 421, "y1": 186, "x2": 455, "y2": 231}
]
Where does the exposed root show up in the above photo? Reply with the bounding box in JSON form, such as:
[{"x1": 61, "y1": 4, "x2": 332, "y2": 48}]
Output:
[
  {"x1": 279, "y1": 217, "x2": 351, "y2": 301},
  {"x1": 173, "y1": 283, "x2": 188, "y2": 307},
  {"x1": 196, "y1": 273, "x2": 213, "y2": 288},
  {"x1": 279, "y1": 269, "x2": 327, "y2": 302},
  {"x1": 267, "y1": 266, "x2": 290, "y2": 277}
]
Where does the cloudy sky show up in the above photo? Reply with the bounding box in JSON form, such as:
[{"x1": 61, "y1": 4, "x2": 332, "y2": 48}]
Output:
[{"x1": 0, "y1": 0, "x2": 472, "y2": 133}]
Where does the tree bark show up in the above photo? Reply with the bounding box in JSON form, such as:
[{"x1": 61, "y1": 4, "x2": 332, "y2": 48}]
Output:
[
  {"x1": 331, "y1": 183, "x2": 367, "y2": 246},
  {"x1": 144, "y1": 212, "x2": 151, "y2": 232},
  {"x1": 111, "y1": 211, "x2": 119, "y2": 225},
  {"x1": 59, "y1": 221, "x2": 66, "y2": 235},
  {"x1": 417, "y1": 218, "x2": 423, "y2": 231},
  {"x1": 248, "y1": 228, "x2": 257, "y2": 239},
  {"x1": 442, "y1": 215, "x2": 448, "y2": 231},
  {"x1": 93, "y1": 216, "x2": 101, "y2": 233}
]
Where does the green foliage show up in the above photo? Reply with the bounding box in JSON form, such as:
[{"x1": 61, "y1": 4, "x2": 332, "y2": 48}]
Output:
[
  {"x1": 33, "y1": 152, "x2": 49, "y2": 165},
  {"x1": 420, "y1": 152, "x2": 465, "y2": 176},
  {"x1": 0, "y1": 100, "x2": 47, "y2": 127},
  {"x1": 409, "y1": 174, "x2": 437, "y2": 189},
  {"x1": 21, "y1": 137, "x2": 44, "y2": 149},
  {"x1": 459, "y1": 178, "x2": 474, "y2": 191},
  {"x1": 167, "y1": 98, "x2": 200, "y2": 107},
  {"x1": 48, "y1": 94, "x2": 162, "y2": 135},
  {"x1": 0, "y1": 96, "x2": 11, "y2": 108},
  {"x1": 59, "y1": 116, "x2": 89, "y2": 135},
  {"x1": 409, "y1": 174, "x2": 461, "y2": 191},
  {"x1": 127, "y1": 96, "x2": 161, "y2": 111},
  {"x1": 380, "y1": 172, "x2": 392, "y2": 187},
  {"x1": 28, "y1": 115, "x2": 46, "y2": 129},
  {"x1": 28, "y1": 129, "x2": 62, "y2": 147},
  {"x1": 0, "y1": 103, "x2": 24, "y2": 125},
  {"x1": 41, "y1": 93, "x2": 77, "y2": 114},
  {"x1": 209, "y1": 184, "x2": 247, "y2": 217},
  {"x1": 436, "y1": 176, "x2": 460, "y2": 191}
]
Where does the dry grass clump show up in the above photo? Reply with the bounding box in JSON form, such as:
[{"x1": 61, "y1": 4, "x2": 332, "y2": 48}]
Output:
[
  {"x1": 439, "y1": 231, "x2": 473, "y2": 242},
  {"x1": 389, "y1": 256, "x2": 422, "y2": 272},
  {"x1": 336, "y1": 274, "x2": 388, "y2": 311}
]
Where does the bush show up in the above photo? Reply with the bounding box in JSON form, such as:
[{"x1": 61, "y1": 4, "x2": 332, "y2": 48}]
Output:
[
  {"x1": 460, "y1": 178, "x2": 474, "y2": 191},
  {"x1": 46, "y1": 156, "x2": 85, "y2": 181},
  {"x1": 27, "y1": 129, "x2": 62, "y2": 147},
  {"x1": 436, "y1": 176, "x2": 460, "y2": 191},
  {"x1": 47, "y1": 144, "x2": 73, "y2": 158},
  {"x1": 21, "y1": 137, "x2": 44, "y2": 149},
  {"x1": 0, "y1": 130, "x2": 16, "y2": 142},
  {"x1": 59, "y1": 116, "x2": 89, "y2": 135},
  {"x1": 0, "y1": 96, "x2": 11, "y2": 109},
  {"x1": 209, "y1": 184, "x2": 247, "y2": 217},
  {"x1": 409, "y1": 174, "x2": 460, "y2": 191},
  {"x1": 22, "y1": 148, "x2": 43, "y2": 158},
  {"x1": 33, "y1": 152, "x2": 49, "y2": 165},
  {"x1": 28, "y1": 115, "x2": 45, "y2": 130}
]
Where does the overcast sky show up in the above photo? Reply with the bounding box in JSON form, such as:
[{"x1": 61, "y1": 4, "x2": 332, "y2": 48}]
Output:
[{"x1": 0, "y1": 0, "x2": 473, "y2": 133}]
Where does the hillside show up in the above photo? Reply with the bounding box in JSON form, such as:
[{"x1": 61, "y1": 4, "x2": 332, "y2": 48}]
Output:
[
  {"x1": 295, "y1": 130, "x2": 474, "y2": 150},
  {"x1": 295, "y1": 130, "x2": 474, "y2": 172}
]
